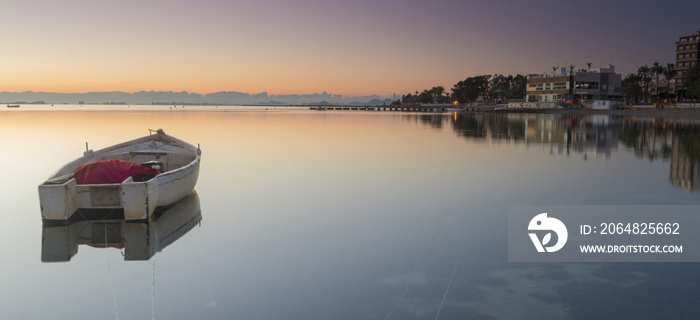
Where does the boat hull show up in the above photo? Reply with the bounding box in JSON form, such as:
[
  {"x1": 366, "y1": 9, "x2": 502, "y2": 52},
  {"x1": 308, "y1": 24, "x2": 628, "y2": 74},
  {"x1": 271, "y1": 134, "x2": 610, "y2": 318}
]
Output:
[{"x1": 39, "y1": 130, "x2": 200, "y2": 221}]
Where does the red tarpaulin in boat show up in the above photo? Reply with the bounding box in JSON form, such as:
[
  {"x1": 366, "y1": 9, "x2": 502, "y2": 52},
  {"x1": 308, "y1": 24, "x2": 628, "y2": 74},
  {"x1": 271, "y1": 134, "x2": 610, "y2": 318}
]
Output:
[{"x1": 74, "y1": 159, "x2": 160, "y2": 184}]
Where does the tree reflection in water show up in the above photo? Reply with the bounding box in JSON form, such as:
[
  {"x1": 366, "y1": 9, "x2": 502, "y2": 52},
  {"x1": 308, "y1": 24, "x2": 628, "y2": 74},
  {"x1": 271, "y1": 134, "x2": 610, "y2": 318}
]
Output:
[{"x1": 406, "y1": 112, "x2": 700, "y2": 192}]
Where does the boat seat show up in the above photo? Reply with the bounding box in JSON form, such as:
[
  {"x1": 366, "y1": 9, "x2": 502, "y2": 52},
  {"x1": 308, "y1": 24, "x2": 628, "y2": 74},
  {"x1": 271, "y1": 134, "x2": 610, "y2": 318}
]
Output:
[
  {"x1": 44, "y1": 173, "x2": 75, "y2": 185},
  {"x1": 140, "y1": 160, "x2": 165, "y2": 173},
  {"x1": 129, "y1": 152, "x2": 169, "y2": 171}
]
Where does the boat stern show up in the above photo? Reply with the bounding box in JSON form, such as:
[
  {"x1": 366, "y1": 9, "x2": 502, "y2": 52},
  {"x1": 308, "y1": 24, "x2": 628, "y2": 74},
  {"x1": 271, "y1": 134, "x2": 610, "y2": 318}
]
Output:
[
  {"x1": 121, "y1": 177, "x2": 159, "y2": 221},
  {"x1": 39, "y1": 179, "x2": 78, "y2": 220}
]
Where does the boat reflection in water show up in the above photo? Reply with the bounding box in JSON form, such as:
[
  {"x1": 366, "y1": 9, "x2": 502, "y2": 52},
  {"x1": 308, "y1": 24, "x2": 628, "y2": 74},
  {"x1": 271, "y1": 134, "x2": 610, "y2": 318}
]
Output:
[{"x1": 41, "y1": 190, "x2": 201, "y2": 262}]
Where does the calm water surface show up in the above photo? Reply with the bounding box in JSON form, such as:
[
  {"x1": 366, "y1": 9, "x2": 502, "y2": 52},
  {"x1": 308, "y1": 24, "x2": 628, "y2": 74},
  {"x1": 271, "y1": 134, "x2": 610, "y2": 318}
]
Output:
[{"x1": 1, "y1": 106, "x2": 699, "y2": 319}]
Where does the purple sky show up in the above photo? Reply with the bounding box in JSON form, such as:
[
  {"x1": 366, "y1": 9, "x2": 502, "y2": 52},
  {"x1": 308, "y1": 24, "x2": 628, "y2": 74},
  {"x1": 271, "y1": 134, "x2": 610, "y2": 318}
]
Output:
[{"x1": 0, "y1": 0, "x2": 697, "y2": 97}]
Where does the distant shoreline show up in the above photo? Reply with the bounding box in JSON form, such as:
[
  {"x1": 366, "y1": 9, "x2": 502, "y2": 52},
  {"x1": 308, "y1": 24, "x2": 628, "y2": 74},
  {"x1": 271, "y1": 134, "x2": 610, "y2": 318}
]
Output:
[{"x1": 5, "y1": 103, "x2": 700, "y2": 119}]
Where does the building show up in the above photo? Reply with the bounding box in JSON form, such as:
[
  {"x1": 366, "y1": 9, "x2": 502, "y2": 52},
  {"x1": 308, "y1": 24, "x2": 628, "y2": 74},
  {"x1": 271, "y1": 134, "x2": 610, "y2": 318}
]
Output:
[
  {"x1": 675, "y1": 31, "x2": 700, "y2": 87},
  {"x1": 525, "y1": 67, "x2": 572, "y2": 103},
  {"x1": 573, "y1": 65, "x2": 624, "y2": 101},
  {"x1": 525, "y1": 65, "x2": 624, "y2": 103},
  {"x1": 650, "y1": 78, "x2": 671, "y2": 96}
]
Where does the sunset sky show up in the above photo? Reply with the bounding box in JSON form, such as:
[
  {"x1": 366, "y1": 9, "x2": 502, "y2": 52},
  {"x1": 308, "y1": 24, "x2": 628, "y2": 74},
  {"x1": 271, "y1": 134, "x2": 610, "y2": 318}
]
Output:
[{"x1": 1, "y1": 0, "x2": 698, "y2": 97}]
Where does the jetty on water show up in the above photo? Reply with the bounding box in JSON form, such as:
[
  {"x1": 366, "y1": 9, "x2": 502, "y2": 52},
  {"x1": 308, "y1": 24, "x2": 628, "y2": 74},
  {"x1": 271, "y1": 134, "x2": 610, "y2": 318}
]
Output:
[{"x1": 310, "y1": 104, "x2": 495, "y2": 112}]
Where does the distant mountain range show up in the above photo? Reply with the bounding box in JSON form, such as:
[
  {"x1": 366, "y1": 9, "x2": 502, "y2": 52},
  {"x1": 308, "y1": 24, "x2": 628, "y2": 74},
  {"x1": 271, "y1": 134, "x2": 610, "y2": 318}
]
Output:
[{"x1": 0, "y1": 90, "x2": 393, "y2": 106}]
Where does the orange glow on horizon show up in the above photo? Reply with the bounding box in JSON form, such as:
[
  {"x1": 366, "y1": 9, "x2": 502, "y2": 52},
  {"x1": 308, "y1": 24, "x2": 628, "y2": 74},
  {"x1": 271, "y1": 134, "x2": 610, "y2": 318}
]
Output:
[
  {"x1": 0, "y1": 63, "x2": 436, "y2": 97},
  {"x1": 0, "y1": 71, "x2": 438, "y2": 98}
]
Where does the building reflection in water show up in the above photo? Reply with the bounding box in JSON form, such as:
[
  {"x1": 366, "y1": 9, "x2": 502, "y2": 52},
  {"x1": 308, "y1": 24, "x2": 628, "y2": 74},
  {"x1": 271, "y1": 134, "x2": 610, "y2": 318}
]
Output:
[
  {"x1": 41, "y1": 190, "x2": 202, "y2": 262},
  {"x1": 671, "y1": 131, "x2": 700, "y2": 192},
  {"x1": 407, "y1": 112, "x2": 700, "y2": 192},
  {"x1": 523, "y1": 114, "x2": 619, "y2": 159}
]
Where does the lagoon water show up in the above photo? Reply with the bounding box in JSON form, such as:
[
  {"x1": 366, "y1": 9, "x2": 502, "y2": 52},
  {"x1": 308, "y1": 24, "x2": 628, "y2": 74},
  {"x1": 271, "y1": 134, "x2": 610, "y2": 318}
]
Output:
[{"x1": 2, "y1": 106, "x2": 700, "y2": 319}]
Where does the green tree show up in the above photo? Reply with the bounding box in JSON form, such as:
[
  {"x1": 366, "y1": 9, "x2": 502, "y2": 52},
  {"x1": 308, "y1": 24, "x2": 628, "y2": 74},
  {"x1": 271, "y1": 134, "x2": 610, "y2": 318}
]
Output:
[
  {"x1": 623, "y1": 73, "x2": 641, "y2": 87},
  {"x1": 682, "y1": 64, "x2": 700, "y2": 88},
  {"x1": 417, "y1": 90, "x2": 432, "y2": 103},
  {"x1": 451, "y1": 75, "x2": 491, "y2": 104},
  {"x1": 625, "y1": 83, "x2": 644, "y2": 104},
  {"x1": 637, "y1": 65, "x2": 652, "y2": 102},
  {"x1": 400, "y1": 73, "x2": 525, "y2": 106},
  {"x1": 682, "y1": 64, "x2": 700, "y2": 103},
  {"x1": 651, "y1": 61, "x2": 664, "y2": 98},
  {"x1": 429, "y1": 86, "x2": 450, "y2": 103},
  {"x1": 491, "y1": 74, "x2": 508, "y2": 103},
  {"x1": 402, "y1": 93, "x2": 416, "y2": 104},
  {"x1": 490, "y1": 74, "x2": 526, "y2": 102},
  {"x1": 623, "y1": 73, "x2": 644, "y2": 104},
  {"x1": 510, "y1": 74, "x2": 527, "y2": 100},
  {"x1": 664, "y1": 63, "x2": 677, "y2": 96},
  {"x1": 689, "y1": 81, "x2": 700, "y2": 104}
]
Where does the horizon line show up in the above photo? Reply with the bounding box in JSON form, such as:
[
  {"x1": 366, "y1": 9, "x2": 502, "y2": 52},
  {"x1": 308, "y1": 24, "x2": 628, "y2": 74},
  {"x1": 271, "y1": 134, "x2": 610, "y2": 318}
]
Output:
[{"x1": 0, "y1": 89, "x2": 391, "y2": 98}]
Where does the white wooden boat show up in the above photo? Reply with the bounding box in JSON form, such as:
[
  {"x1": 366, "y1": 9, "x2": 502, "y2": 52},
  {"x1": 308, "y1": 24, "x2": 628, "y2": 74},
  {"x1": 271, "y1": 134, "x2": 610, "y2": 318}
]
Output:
[{"x1": 39, "y1": 129, "x2": 201, "y2": 221}]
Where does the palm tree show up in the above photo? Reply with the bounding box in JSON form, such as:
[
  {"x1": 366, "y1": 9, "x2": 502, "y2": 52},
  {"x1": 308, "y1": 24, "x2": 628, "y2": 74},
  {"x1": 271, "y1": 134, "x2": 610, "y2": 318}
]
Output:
[
  {"x1": 664, "y1": 63, "x2": 677, "y2": 96},
  {"x1": 682, "y1": 64, "x2": 700, "y2": 89},
  {"x1": 568, "y1": 65, "x2": 575, "y2": 95},
  {"x1": 430, "y1": 86, "x2": 445, "y2": 103},
  {"x1": 680, "y1": 64, "x2": 700, "y2": 103},
  {"x1": 624, "y1": 82, "x2": 644, "y2": 104},
  {"x1": 623, "y1": 73, "x2": 642, "y2": 86},
  {"x1": 690, "y1": 81, "x2": 700, "y2": 105},
  {"x1": 623, "y1": 73, "x2": 644, "y2": 104},
  {"x1": 651, "y1": 62, "x2": 664, "y2": 98},
  {"x1": 681, "y1": 80, "x2": 700, "y2": 105},
  {"x1": 586, "y1": 62, "x2": 592, "y2": 72},
  {"x1": 637, "y1": 65, "x2": 652, "y2": 102}
]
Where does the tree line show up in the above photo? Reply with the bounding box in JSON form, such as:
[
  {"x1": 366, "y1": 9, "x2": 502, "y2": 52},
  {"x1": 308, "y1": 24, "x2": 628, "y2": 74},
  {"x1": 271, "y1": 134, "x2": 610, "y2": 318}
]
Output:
[
  {"x1": 396, "y1": 74, "x2": 526, "y2": 105},
  {"x1": 679, "y1": 64, "x2": 700, "y2": 102},
  {"x1": 397, "y1": 61, "x2": 700, "y2": 106},
  {"x1": 623, "y1": 61, "x2": 700, "y2": 103}
]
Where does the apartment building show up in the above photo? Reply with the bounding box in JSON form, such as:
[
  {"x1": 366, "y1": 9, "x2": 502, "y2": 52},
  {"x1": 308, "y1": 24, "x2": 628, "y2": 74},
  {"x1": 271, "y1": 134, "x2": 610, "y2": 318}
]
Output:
[
  {"x1": 675, "y1": 31, "x2": 700, "y2": 88},
  {"x1": 525, "y1": 65, "x2": 623, "y2": 103}
]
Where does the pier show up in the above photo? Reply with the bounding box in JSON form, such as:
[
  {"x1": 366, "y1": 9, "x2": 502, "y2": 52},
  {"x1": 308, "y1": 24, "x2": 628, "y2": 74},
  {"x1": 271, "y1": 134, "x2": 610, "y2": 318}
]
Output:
[{"x1": 311, "y1": 104, "x2": 494, "y2": 112}]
